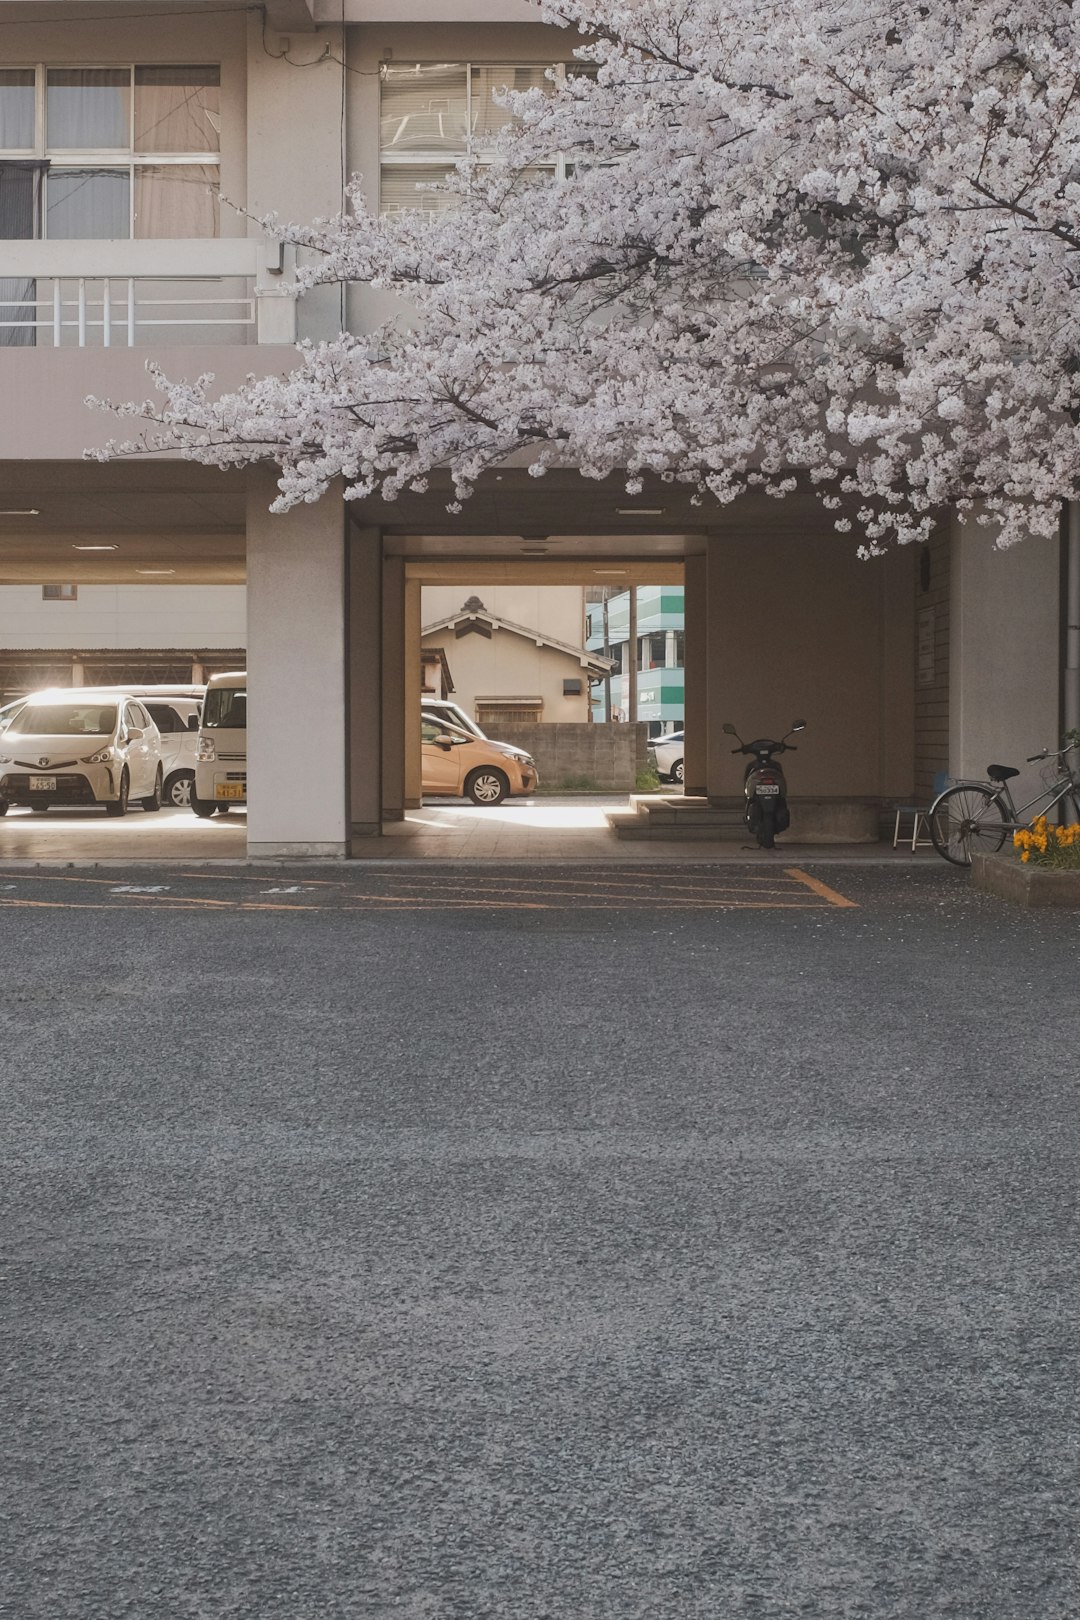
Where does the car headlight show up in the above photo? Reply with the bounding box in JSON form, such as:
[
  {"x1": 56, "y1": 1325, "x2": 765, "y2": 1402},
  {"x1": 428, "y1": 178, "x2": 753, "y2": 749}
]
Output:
[
  {"x1": 197, "y1": 737, "x2": 217, "y2": 762},
  {"x1": 0, "y1": 755, "x2": 11, "y2": 765},
  {"x1": 82, "y1": 747, "x2": 115, "y2": 764}
]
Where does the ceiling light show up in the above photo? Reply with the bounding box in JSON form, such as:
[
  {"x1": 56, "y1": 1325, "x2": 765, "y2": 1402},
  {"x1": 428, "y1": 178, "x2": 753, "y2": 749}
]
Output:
[
  {"x1": 593, "y1": 569, "x2": 629, "y2": 576},
  {"x1": 72, "y1": 544, "x2": 118, "y2": 551},
  {"x1": 136, "y1": 568, "x2": 176, "y2": 576},
  {"x1": 616, "y1": 507, "x2": 665, "y2": 516},
  {"x1": 0, "y1": 508, "x2": 40, "y2": 516}
]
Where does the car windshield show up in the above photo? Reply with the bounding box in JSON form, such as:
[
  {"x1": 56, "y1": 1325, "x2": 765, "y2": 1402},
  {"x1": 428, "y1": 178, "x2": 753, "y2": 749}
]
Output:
[
  {"x1": 8, "y1": 702, "x2": 117, "y2": 736},
  {"x1": 203, "y1": 687, "x2": 246, "y2": 728},
  {"x1": 424, "y1": 705, "x2": 485, "y2": 739}
]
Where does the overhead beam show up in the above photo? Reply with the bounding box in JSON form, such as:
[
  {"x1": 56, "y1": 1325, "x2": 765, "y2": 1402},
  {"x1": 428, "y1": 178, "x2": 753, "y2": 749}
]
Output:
[
  {"x1": 404, "y1": 560, "x2": 684, "y2": 586},
  {"x1": 264, "y1": 0, "x2": 318, "y2": 30}
]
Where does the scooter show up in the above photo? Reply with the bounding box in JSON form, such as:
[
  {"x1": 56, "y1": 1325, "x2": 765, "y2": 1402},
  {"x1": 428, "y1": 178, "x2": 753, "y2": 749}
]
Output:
[{"x1": 723, "y1": 720, "x2": 806, "y2": 849}]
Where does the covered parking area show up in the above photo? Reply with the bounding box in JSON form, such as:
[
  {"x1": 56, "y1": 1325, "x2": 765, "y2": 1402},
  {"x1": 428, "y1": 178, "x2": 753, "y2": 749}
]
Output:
[{"x1": 1, "y1": 457, "x2": 1066, "y2": 861}]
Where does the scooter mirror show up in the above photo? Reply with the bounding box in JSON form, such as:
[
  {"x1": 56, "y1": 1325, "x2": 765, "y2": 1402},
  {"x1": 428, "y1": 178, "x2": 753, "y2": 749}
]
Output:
[
  {"x1": 791, "y1": 720, "x2": 806, "y2": 732},
  {"x1": 722, "y1": 722, "x2": 737, "y2": 735}
]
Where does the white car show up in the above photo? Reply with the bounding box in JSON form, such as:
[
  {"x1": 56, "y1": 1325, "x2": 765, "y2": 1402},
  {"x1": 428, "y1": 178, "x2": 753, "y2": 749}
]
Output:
[
  {"x1": 0, "y1": 691, "x2": 163, "y2": 817},
  {"x1": 141, "y1": 696, "x2": 202, "y2": 808},
  {"x1": 649, "y1": 730, "x2": 685, "y2": 785}
]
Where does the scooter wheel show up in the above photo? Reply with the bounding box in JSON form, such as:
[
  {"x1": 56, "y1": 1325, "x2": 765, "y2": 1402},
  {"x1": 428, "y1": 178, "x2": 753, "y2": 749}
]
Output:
[{"x1": 757, "y1": 807, "x2": 776, "y2": 849}]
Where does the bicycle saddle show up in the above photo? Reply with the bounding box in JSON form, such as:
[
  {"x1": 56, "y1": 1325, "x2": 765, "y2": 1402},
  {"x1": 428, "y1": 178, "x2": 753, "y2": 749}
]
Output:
[{"x1": 987, "y1": 764, "x2": 1020, "y2": 782}]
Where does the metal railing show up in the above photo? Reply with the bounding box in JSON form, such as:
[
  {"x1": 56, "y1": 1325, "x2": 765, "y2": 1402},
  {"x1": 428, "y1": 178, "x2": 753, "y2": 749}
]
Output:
[
  {"x1": 0, "y1": 241, "x2": 297, "y2": 345},
  {"x1": 0, "y1": 277, "x2": 257, "y2": 346}
]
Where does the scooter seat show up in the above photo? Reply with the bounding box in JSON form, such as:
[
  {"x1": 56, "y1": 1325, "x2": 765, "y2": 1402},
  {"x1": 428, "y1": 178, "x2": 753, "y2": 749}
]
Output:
[{"x1": 987, "y1": 764, "x2": 1020, "y2": 783}]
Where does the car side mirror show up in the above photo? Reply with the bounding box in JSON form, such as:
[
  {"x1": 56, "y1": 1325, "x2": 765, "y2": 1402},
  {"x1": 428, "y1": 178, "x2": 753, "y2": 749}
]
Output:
[
  {"x1": 722, "y1": 722, "x2": 737, "y2": 736},
  {"x1": 127, "y1": 727, "x2": 144, "y2": 740},
  {"x1": 436, "y1": 733, "x2": 455, "y2": 750},
  {"x1": 188, "y1": 714, "x2": 200, "y2": 731}
]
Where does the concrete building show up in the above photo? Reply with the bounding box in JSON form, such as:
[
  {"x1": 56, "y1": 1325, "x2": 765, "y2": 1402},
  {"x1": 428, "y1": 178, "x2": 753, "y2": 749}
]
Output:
[
  {"x1": 422, "y1": 587, "x2": 608, "y2": 726},
  {"x1": 0, "y1": 582, "x2": 245, "y2": 698},
  {"x1": 586, "y1": 586, "x2": 685, "y2": 734},
  {"x1": 0, "y1": 0, "x2": 1075, "y2": 855}
]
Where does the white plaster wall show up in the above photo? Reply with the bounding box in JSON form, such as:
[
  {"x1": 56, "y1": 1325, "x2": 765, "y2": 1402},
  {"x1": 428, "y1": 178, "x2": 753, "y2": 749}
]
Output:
[
  {"x1": 423, "y1": 585, "x2": 584, "y2": 645},
  {"x1": 0, "y1": 586, "x2": 245, "y2": 649},
  {"x1": 422, "y1": 624, "x2": 591, "y2": 722},
  {"x1": 949, "y1": 516, "x2": 1061, "y2": 810},
  {"x1": 246, "y1": 477, "x2": 346, "y2": 854}
]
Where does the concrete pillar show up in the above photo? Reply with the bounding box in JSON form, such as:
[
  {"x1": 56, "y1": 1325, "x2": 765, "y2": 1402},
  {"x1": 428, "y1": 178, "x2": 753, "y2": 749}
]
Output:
[
  {"x1": 347, "y1": 525, "x2": 382, "y2": 841},
  {"x1": 381, "y1": 557, "x2": 406, "y2": 821},
  {"x1": 682, "y1": 553, "x2": 707, "y2": 796},
  {"x1": 704, "y1": 536, "x2": 729, "y2": 800},
  {"x1": 949, "y1": 513, "x2": 1061, "y2": 811},
  {"x1": 246, "y1": 470, "x2": 347, "y2": 857},
  {"x1": 404, "y1": 576, "x2": 422, "y2": 809}
]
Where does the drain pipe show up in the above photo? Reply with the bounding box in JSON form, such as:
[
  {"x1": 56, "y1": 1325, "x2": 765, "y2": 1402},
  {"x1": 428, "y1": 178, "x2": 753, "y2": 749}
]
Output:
[{"x1": 1066, "y1": 502, "x2": 1080, "y2": 741}]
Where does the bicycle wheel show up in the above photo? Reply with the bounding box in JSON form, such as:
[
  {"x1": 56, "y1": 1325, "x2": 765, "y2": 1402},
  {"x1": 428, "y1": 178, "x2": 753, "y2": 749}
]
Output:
[{"x1": 929, "y1": 785, "x2": 1007, "y2": 867}]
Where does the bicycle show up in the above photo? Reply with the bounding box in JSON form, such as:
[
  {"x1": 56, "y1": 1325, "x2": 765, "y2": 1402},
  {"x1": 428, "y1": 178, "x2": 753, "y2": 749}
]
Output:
[{"x1": 929, "y1": 740, "x2": 1080, "y2": 867}]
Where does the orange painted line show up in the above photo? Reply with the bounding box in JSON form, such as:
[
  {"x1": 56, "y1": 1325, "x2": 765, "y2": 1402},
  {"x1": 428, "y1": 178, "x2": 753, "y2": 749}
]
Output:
[{"x1": 784, "y1": 867, "x2": 858, "y2": 908}]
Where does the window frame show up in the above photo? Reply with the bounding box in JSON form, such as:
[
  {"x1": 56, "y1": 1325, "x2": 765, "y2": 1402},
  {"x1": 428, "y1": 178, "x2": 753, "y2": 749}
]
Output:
[
  {"x1": 378, "y1": 60, "x2": 584, "y2": 215},
  {"x1": 0, "y1": 63, "x2": 221, "y2": 239}
]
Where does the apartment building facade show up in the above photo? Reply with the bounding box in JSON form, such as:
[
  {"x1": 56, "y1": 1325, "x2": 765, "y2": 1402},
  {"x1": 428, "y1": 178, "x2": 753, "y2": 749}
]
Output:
[{"x1": 0, "y1": 0, "x2": 1073, "y2": 855}]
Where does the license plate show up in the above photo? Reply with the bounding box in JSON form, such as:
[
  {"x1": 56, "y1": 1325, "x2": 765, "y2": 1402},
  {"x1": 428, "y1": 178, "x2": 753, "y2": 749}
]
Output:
[
  {"x1": 216, "y1": 782, "x2": 245, "y2": 800},
  {"x1": 756, "y1": 783, "x2": 780, "y2": 796},
  {"x1": 29, "y1": 775, "x2": 56, "y2": 792}
]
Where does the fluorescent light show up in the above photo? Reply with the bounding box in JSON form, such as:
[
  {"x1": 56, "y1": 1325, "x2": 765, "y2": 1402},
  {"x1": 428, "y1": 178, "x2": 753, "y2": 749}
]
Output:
[
  {"x1": 72, "y1": 544, "x2": 117, "y2": 551},
  {"x1": 593, "y1": 569, "x2": 629, "y2": 576},
  {"x1": 0, "y1": 508, "x2": 40, "y2": 516},
  {"x1": 136, "y1": 568, "x2": 176, "y2": 576},
  {"x1": 616, "y1": 507, "x2": 665, "y2": 516}
]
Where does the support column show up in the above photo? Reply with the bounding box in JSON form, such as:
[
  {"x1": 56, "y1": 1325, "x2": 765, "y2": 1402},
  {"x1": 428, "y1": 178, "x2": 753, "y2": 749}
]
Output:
[
  {"x1": 347, "y1": 525, "x2": 382, "y2": 842},
  {"x1": 246, "y1": 470, "x2": 347, "y2": 858},
  {"x1": 949, "y1": 512, "x2": 1061, "y2": 810},
  {"x1": 704, "y1": 535, "x2": 729, "y2": 801},
  {"x1": 404, "y1": 575, "x2": 422, "y2": 809},
  {"x1": 381, "y1": 556, "x2": 406, "y2": 822},
  {"x1": 682, "y1": 553, "x2": 707, "y2": 796}
]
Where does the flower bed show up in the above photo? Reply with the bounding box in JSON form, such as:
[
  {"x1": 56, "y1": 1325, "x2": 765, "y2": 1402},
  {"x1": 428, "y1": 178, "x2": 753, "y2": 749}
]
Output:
[
  {"x1": 972, "y1": 844, "x2": 1080, "y2": 909},
  {"x1": 1012, "y1": 816, "x2": 1080, "y2": 869}
]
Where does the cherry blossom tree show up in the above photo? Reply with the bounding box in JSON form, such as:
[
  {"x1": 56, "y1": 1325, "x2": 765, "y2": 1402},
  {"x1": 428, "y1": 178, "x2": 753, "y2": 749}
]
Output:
[{"x1": 96, "y1": 0, "x2": 1080, "y2": 552}]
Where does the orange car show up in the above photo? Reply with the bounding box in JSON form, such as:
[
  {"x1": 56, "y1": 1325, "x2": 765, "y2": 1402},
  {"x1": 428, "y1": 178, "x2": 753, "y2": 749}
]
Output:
[{"x1": 421, "y1": 718, "x2": 538, "y2": 805}]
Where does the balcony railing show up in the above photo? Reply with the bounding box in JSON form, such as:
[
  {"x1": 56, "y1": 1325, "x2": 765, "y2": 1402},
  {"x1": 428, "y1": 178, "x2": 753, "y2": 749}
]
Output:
[{"x1": 0, "y1": 240, "x2": 297, "y2": 347}]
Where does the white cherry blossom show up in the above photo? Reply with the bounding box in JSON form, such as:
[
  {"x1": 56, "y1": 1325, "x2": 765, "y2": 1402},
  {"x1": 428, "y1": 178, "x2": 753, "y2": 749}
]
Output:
[{"x1": 93, "y1": 0, "x2": 1080, "y2": 552}]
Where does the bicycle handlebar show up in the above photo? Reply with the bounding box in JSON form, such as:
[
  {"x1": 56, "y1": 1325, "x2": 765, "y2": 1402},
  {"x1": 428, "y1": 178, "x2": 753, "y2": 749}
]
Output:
[{"x1": 1027, "y1": 740, "x2": 1080, "y2": 763}]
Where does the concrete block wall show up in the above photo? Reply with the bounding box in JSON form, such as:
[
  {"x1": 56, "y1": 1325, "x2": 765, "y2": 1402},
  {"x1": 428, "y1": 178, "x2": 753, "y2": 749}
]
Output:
[{"x1": 492, "y1": 722, "x2": 649, "y2": 790}]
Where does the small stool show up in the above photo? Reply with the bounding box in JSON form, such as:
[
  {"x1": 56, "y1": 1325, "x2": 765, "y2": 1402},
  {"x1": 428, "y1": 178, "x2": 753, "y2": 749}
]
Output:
[{"x1": 892, "y1": 772, "x2": 950, "y2": 851}]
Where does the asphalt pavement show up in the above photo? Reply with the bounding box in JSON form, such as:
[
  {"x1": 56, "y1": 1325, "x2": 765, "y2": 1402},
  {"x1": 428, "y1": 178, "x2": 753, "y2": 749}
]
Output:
[{"x1": 2, "y1": 863, "x2": 1078, "y2": 1619}]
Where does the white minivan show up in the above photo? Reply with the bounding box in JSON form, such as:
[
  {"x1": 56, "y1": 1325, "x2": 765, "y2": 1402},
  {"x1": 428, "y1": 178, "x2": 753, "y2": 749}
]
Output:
[{"x1": 192, "y1": 670, "x2": 246, "y2": 817}]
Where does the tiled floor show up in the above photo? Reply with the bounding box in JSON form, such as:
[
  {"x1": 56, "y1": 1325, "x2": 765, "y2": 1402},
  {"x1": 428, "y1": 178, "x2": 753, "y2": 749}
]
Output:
[{"x1": 0, "y1": 796, "x2": 941, "y2": 864}]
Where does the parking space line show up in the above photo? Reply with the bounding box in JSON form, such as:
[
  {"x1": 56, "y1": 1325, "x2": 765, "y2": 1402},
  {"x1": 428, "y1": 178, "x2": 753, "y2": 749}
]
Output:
[{"x1": 785, "y1": 867, "x2": 858, "y2": 908}]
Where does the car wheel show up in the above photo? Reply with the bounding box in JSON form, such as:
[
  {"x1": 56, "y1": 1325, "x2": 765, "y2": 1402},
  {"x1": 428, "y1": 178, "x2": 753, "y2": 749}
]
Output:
[
  {"x1": 214, "y1": 805, "x2": 231, "y2": 815},
  {"x1": 190, "y1": 787, "x2": 216, "y2": 819},
  {"x1": 164, "y1": 770, "x2": 194, "y2": 809},
  {"x1": 105, "y1": 770, "x2": 130, "y2": 818},
  {"x1": 465, "y1": 767, "x2": 509, "y2": 806},
  {"x1": 141, "y1": 767, "x2": 163, "y2": 813},
  {"x1": 0, "y1": 799, "x2": 7, "y2": 816},
  {"x1": 672, "y1": 758, "x2": 684, "y2": 784}
]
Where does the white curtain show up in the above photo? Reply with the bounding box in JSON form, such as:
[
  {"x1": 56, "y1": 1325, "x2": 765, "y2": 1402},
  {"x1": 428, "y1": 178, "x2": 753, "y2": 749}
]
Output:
[
  {"x1": 134, "y1": 165, "x2": 219, "y2": 238},
  {"x1": 46, "y1": 69, "x2": 129, "y2": 150},
  {"x1": 134, "y1": 67, "x2": 220, "y2": 154},
  {"x1": 46, "y1": 168, "x2": 129, "y2": 239},
  {"x1": 0, "y1": 70, "x2": 35, "y2": 149},
  {"x1": 380, "y1": 64, "x2": 468, "y2": 155}
]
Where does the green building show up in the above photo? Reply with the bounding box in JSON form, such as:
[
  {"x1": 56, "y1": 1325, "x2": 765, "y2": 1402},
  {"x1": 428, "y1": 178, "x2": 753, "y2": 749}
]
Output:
[{"x1": 585, "y1": 586, "x2": 685, "y2": 736}]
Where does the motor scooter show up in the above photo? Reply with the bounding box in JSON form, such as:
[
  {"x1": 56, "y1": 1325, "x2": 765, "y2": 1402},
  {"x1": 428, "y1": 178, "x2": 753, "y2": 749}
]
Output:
[{"x1": 723, "y1": 720, "x2": 806, "y2": 849}]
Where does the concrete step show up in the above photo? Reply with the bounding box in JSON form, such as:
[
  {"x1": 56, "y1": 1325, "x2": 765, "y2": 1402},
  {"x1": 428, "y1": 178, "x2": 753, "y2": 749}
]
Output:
[{"x1": 608, "y1": 793, "x2": 883, "y2": 843}]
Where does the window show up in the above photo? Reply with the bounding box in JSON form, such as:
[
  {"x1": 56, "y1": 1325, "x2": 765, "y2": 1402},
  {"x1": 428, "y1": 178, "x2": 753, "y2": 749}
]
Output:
[
  {"x1": 0, "y1": 65, "x2": 220, "y2": 240},
  {"x1": 379, "y1": 61, "x2": 584, "y2": 214},
  {"x1": 639, "y1": 633, "x2": 667, "y2": 671},
  {"x1": 145, "y1": 702, "x2": 184, "y2": 733},
  {"x1": 42, "y1": 583, "x2": 77, "y2": 600},
  {"x1": 203, "y1": 684, "x2": 245, "y2": 728},
  {"x1": 476, "y1": 702, "x2": 541, "y2": 725}
]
